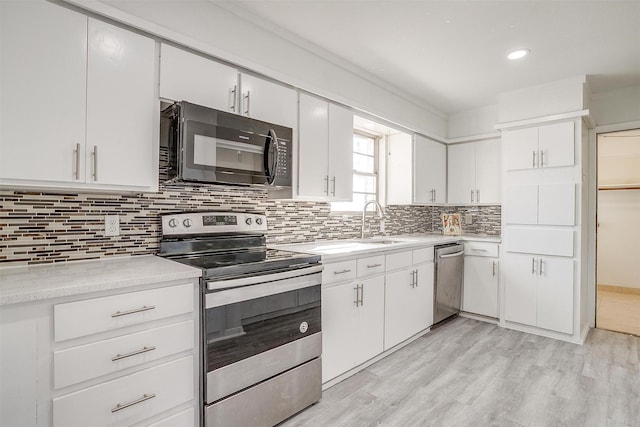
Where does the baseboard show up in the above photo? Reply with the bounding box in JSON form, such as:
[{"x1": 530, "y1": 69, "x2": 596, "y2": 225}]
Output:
[
  {"x1": 503, "y1": 321, "x2": 583, "y2": 344},
  {"x1": 459, "y1": 311, "x2": 499, "y2": 325},
  {"x1": 598, "y1": 284, "x2": 640, "y2": 296}
]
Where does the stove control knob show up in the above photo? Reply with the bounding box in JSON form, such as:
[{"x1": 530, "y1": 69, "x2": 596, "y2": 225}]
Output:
[
  {"x1": 245, "y1": 217, "x2": 252, "y2": 225},
  {"x1": 255, "y1": 217, "x2": 263, "y2": 225},
  {"x1": 183, "y1": 219, "x2": 193, "y2": 228},
  {"x1": 168, "y1": 218, "x2": 178, "y2": 228}
]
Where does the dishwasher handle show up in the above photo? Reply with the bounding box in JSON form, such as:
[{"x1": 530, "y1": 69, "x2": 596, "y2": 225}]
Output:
[{"x1": 438, "y1": 250, "x2": 464, "y2": 259}]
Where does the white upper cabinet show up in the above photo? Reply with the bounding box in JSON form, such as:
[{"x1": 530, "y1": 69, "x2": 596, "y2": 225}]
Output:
[
  {"x1": 239, "y1": 73, "x2": 297, "y2": 128},
  {"x1": 0, "y1": 2, "x2": 157, "y2": 192},
  {"x1": 297, "y1": 93, "x2": 353, "y2": 201},
  {"x1": 0, "y1": 1, "x2": 87, "y2": 184},
  {"x1": 86, "y1": 19, "x2": 156, "y2": 189},
  {"x1": 159, "y1": 44, "x2": 238, "y2": 112},
  {"x1": 506, "y1": 182, "x2": 575, "y2": 226},
  {"x1": 386, "y1": 133, "x2": 413, "y2": 205},
  {"x1": 414, "y1": 136, "x2": 446, "y2": 205},
  {"x1": 504, "y1": 121, "x2": 574, "y2": 171},
  {"x1": 447, "y1": 138, "x2": 501, "y2": 204}
]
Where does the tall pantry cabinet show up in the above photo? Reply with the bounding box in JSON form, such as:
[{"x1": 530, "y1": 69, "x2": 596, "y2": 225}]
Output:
[{"x1": 500, "y1": 119, "x2": 586, "y2": 341}]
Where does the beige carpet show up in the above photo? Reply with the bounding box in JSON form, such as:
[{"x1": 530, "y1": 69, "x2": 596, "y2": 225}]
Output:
[{"x1": 597, "y1": 285, "x2": 640, "y2": 336}]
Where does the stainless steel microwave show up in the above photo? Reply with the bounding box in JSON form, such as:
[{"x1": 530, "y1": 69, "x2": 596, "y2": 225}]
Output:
[{"x1": 160, "y1": 101, "x2": 292, "y2": 198}]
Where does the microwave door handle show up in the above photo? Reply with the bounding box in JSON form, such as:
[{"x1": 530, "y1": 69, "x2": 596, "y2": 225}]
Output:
[{"x1": 264, "y1": 129, "x2": 279, "y2": 185}]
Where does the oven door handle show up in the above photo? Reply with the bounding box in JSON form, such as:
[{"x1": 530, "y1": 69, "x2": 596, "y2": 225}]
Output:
[{"x1": 207, "y1": 264, "x2": 323, "y2": 290}]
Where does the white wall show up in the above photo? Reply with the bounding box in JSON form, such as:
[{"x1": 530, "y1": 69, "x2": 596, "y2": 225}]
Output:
[
  {"x1": 64, "y1": 0, "x2": 447, "y2": 139},
  {"x1": 590, "y1": 85, "x2": 640, "y2": 126},
  {"x1": 447, "y1": 104, "x2": 498, "y2": 139}
]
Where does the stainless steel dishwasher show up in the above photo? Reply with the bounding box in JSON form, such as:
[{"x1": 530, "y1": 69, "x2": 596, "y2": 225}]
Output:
[{"x1": 434, "y1": 243, "x2": 464, "y2": 324}]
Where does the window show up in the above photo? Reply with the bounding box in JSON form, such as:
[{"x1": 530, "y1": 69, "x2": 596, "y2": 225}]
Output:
[{"x1": 332, "y1": 131, "x2": 380, "y2": 212}]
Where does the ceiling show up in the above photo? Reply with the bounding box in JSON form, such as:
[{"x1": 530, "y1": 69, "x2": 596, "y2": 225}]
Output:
[{"x1": 219, "y1": 1, "x2": 640, "y2": 115}]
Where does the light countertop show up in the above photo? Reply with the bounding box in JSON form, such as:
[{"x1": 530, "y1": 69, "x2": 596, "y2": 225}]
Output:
[
  {"x1": 0, "y1": 255, "x2": 201, "y2": 306},
  {"x1": 270, "y1": 233, "x2": 500, "y2": 261}
]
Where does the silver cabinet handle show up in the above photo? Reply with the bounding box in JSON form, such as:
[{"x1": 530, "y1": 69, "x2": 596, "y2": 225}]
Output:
[
  {"x1": 367, "y1": 263, "x2": 382, "y2": 268},
  {"x1": 531, "y1": 257, "x2": 537, "y2": 275},
  {"x1": 359, "y1": 284, "x2": 364, "y2": 306},
  {"x1": 111, "y1": 305, "x2": 156, "y2": 318},
  {"x1": 333, "y1": 269, "x2": 352, "y2": 275},
  {"x1": 112, "y1": 345, "x2": 156, "y2": 362},
  {"x1": 243, "y1": 91, "x2": 250, "y2": 115},
  {"x1": 471, "y1": 248, "x2": 489, "y2": 252},
  {"x1": 540, "y1": 150, "x2": 545, "y2": 167},
  {"x1": 470, "y1": 189, "x2": 474, "y2": 203},
  {"x1": 92, "y1": 145, "x2": 98, "y2": 181},
  {"x1": 492, "y1": 261, "x2": 496, "y2": 277},
  {"x1": 324, "y1": 176, "x2": 329, "y2": 195},
  {"x1": 538, "y1": 258, "x2": 543, "y2": 276},
  {"x1": 415, "y1": 269, "x2": 419, "y2": 287},
  {"x1": 476, "y1": 189, "x2": 480, "y2": 203},
  {"x1": 74, "y1": 143, "x2": 81, "y2": 180},
  {"x1": 409, "y1": 270, "x2": 415, "y2": 287},
  {"x1": 532, "y1": 150, "x2": 537, "y2": 168},
  {"x1": 331, "y1": 176, "x2": 336, "y2": 196},
  {"x1": 354, "y1": 285, "x2": 359, "y2": 306},
  {"x1": 111, "y1": 393, "x2": 156, "y2": 413},
  {"x1": 229, "y1": 85, "x2": 237, "y2": 112},
  {"x1": 439, "y1": 251, "x2": 464, "y2": 259}
]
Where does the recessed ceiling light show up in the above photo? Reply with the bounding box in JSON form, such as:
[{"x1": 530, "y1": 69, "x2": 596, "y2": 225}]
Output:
[{"x1": 507, "y1": 49, "x2": 530, "y2": 60}]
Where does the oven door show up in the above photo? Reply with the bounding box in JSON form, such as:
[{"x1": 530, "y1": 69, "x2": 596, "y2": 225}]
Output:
[{"x1": 203, "y1": 267, "x2": 322, "y2": 404}]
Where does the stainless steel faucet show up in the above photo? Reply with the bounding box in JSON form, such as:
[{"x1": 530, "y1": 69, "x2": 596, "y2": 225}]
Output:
[{"x1": 361, "y1": 200, "x2": 385, "y2": 239}]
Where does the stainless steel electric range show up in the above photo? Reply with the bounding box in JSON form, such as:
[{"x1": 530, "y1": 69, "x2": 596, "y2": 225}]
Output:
[{"x1": 158, "y1": 211, "x2": 322, "y2": 427}]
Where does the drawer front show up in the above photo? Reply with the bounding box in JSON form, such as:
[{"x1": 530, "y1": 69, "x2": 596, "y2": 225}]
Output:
[
  {"x1": 146, "y1": 407, "x2": 194, "y2": 427},
  {"x1": 357, "y1": 255, "x2": 385, "y2": 277},
  {"x1": 322, "y1": 260, "x2": 357, "y2": 284},
  {"x1": 54, "y1": 320, "x2": 194, "y2": 389},
  {"x1": 386, "y1": 251, "x2": 413, "y2": 271},
  {"x1": 412, "y1": 247, "x2": 434, "y2": 264},
  {"x1": 463, "y1": 242, "x2": 499, "y2": 258},
  {"x1": 53, "y1": 356, "x2": 194, "y2": 427},
  {"x1": 54, "y1": 283, "x2": 194, "y2": 342}
]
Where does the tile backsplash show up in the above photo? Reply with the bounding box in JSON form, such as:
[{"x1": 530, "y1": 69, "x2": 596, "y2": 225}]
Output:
[{"x1": 0, "y1": 182, "x2": 500, "y2": 266}]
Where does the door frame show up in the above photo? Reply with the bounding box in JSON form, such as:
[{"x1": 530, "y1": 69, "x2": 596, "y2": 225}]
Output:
[{"x1": 587, "y1": 120, "x2": 640, "y2": 327}]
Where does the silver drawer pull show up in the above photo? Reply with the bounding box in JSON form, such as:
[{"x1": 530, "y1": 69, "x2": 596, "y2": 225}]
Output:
[
  {"x1": 367, "y1": 263, "x2": 382, "y2": 268},
  {"x1": 111, "y1": 305, "x2": 156, "y2": 318},
  {"x1": 333, "y1": 269, "x2": 352, "y2": 275},
  {"x1": 111, "y1": 393, "x2": 156, "y2": 413},
  {"x1": 472, "y1": 248, "x2": 488, "y2": 252},
  {"x1": 112, "y1": 346, "x2": 156, "y2": 362}
]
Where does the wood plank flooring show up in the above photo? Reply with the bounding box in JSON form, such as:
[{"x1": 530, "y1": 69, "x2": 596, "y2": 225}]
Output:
[
  {"x1": 283, "y1": 318, "x2": 640, "y2": 427},
  {"x1": 597, "y1": 286, "x2": 640, "y2": 336}
]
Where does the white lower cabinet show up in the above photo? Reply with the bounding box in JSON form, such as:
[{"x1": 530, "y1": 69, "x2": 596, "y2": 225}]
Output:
[
  {"x1": 462, "y1": 242, "x2": 499, "y2": 318},
  {"x1": 384, "y1": 262, "x2": 434, "y2": 350},
  {"x1": 503, "y1": 253, "x2": 574, "y2": 334},
  {"x1": 321, "y1": 276, "x2": 384, "y2": 383}
]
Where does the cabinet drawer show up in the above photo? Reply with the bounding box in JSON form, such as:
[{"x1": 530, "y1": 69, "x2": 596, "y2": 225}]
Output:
[
  {"x1": 386, "y1": 251, "x2": 413, "y2": 271},
  {"x1": 412, "y1": 247, "x2": 434, "y2": 264},
  {"x1": 54, "y1": 320, "x2": 194, "y2": 389},
  {"x1": 54, "y1": 284, "x2": 194, "y2": 342},
  {"x1": 506, "y1": 228, "x2": 574, "y2": 257},
  {"x1": 322, "y1": 260, "x2": 357, "y2": 284},
  {"x1": 357, "y1": 255, "x2": 385, "y2": 277},
  {"x1": 464, "y1": 242, "x2": 499, "y2": 258},
  {"x1": 53, "y1": 356, "x2": 194, "y2": 427}
]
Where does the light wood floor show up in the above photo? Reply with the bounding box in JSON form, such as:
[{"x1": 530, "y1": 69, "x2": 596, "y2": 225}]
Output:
[
  {"x1": 597, "y1": 286, "x2": 640, "y2": 336},
  {"x1": 284, "y1": 318, "x2": 640, "y2": 427}
]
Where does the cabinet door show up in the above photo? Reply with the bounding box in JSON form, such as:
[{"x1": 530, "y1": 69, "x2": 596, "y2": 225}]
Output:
[
  {"x1": 505, "y1": 184, "x2": 538, "y2": 225},
  {"x1": 386, "y1": 133, "x2": 413, "y2": 204},
  {"x1": 0, "y1": 1, "x2": 87, "y2": 183},
  {"x1": 414, "y1": 136, "x2": 446, "y2": 204},
  {"x1": 159, "y1": 44, "x2": 238, "y2": 112},
  {"x1": 240, "y1": 74, "x2": 297, "y2": 128},
  {"x1": 416, "y1": 262, "x2": 435, "y2": 329},
  {"x1": 447, "y1": 143, "x2": 475, "y2": 204},
  {"x1": 503, "y1": 127, "x2": 538, "y2": 171},
  {"x1": 353, "y1": 276, "x2": 384, "y2": 366},
  {"x1": 538, "y1": 183, "x2": 575, "y2": 226},
  {"x1": 536, "y1": 257, "x2": 574, "y2": 334},
  {"x1": 503, "y1": 253, "x2": 537, "y2": 327},
  {"x1": 321, "y1": 282, "x2": 358, "y2": 382},
  {"x1": 384, "y1": 268, "x2": 416, "y2": 350},
  {"x1": 462, "y1": 257, "x2": 498, "y2": 318},
  {"x1": 328, "y1": 103, "x2": 353, "y2": 201},
  {"x1": 474, "y1": 139, "x2": 501, "y2": 203},
  {"x1": 86, "y1": 19, "x2": 156, "y2": 189},
  {"x1": 297, "y1": 94, "x2": 329, "y2": 199},
  {"x1": 538, "y1": 121, "x2": 574, "y2": 168}
]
